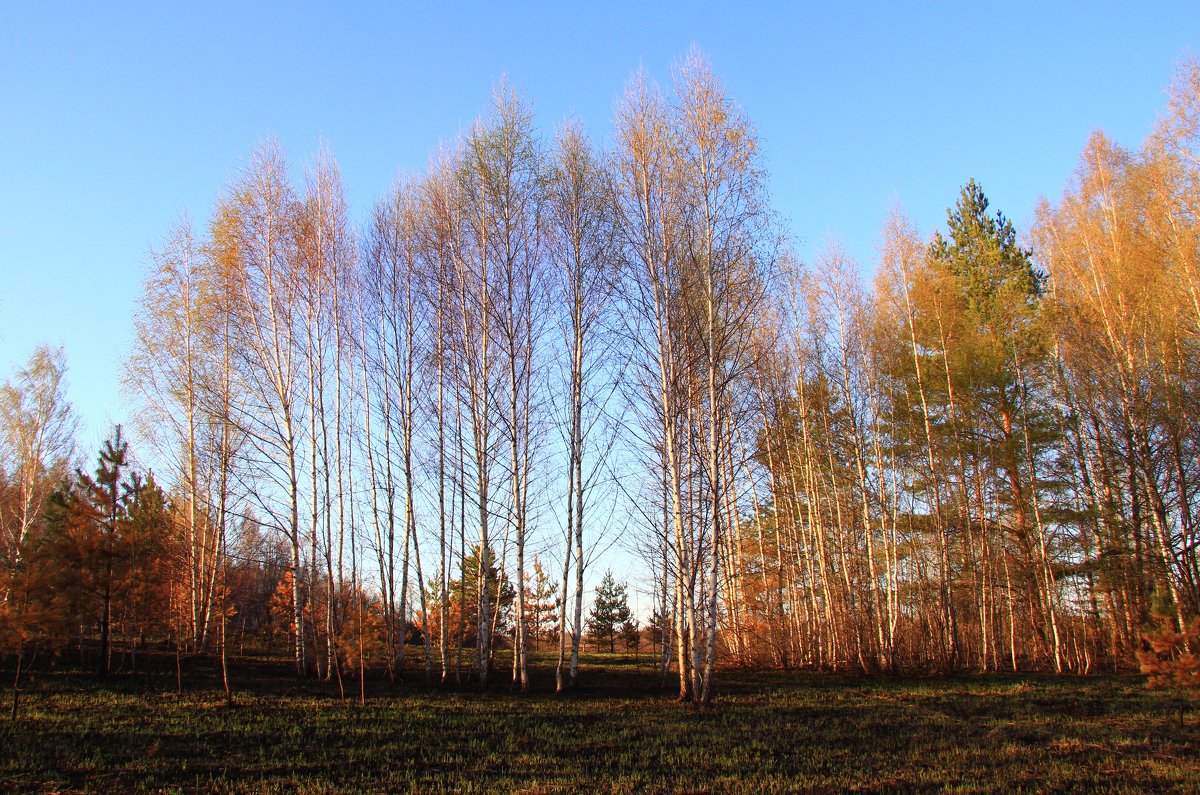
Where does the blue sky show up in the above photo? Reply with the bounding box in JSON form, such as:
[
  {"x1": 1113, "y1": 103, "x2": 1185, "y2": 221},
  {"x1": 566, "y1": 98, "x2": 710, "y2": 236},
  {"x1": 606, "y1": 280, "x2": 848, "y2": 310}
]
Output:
[{"x1": 1, "y1": 1, "x2": 1196, "y2": 448}]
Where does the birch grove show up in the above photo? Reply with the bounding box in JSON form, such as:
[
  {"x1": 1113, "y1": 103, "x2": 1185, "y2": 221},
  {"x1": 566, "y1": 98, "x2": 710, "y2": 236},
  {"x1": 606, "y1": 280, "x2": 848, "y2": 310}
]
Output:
[{"x1": 4, "y1": 53, "x2": 1200, "y2": 695}]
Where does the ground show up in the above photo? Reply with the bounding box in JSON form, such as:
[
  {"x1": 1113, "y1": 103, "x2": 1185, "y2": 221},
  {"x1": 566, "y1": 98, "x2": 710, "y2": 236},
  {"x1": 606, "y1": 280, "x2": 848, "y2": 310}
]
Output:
[{"x1": 1, "y1": 652, "x2": 1197, "y2": 793}]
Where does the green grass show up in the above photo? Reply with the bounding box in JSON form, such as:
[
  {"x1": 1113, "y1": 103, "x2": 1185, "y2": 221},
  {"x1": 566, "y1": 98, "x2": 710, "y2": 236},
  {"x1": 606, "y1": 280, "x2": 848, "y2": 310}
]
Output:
[{"x1": 0, "y1": 653, "x2": 1196, "y2": 793}]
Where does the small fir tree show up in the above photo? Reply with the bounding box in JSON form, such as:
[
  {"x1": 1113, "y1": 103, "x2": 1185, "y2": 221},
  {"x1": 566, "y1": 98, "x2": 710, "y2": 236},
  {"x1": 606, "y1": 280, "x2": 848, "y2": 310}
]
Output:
[
  {"x1": 620, "y1": 617, "x2": 640, "y2": 652},
  {"x1": 1137, "y1": 590, "x2": 1200, "y2": 729},
  {"x1": 525, "y1": 556, "x2": 559, "y2": 651},
  {"x1": 586, "y1": 569, "x2": 633, "y2": 653},
  {"x1": 452, "y1": 543, "x2": 513, "y2": 643}
]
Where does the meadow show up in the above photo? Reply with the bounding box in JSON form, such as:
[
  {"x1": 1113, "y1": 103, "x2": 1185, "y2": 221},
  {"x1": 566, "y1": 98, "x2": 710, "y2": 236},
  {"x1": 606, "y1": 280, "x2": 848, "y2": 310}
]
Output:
[{"x1": 0, "y1": 654, "x2": 1197, "y2": 793}]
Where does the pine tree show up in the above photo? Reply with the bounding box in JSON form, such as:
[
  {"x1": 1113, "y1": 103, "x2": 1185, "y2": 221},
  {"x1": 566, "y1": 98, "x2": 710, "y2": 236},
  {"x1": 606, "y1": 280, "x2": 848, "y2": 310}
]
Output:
[
  {"x1": 586, "y1": 569, "x2": 633, "y2": 653},
  {"x1": 119, "y1": 472, "x2": 171, "y2": 668},
  {"x1": 79, "y1": 427, "x2": 133, "y2": 677},
  {"x1": 453, "y1": 543, "x2": 513, "y2": 645},
  {"x1": 929, "y1": 180, "x2": 1063, "y2": 671},
  {"x1": 525, "y1": 556, "x2": 558, "y2": 651},
  {"x1": 620, "y1": 616, "x2": 640, "y2": 652},
  {"x1": 1137, "y1": 590, "x2": 1200, "y2": 729}
]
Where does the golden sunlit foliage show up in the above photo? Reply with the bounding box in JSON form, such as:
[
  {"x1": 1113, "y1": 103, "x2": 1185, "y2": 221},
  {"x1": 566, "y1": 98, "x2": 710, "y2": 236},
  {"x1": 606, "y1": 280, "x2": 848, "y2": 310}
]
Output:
[{"x1": 2, "y1": 54, "x2": 1198, "y2": 705}]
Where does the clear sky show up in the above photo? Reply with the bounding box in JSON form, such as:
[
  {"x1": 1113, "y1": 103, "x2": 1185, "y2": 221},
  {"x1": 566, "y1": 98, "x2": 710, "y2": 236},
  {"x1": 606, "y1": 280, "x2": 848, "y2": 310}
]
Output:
[{"x1": 1, "y1": 1, "x2": 1196, "y2": 448}]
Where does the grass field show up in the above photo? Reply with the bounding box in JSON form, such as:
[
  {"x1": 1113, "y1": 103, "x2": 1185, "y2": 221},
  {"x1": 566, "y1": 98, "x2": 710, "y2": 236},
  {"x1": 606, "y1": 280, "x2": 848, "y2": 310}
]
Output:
[{"x1": 1, "y1": 653, "x2": 1197, "y2": 793}]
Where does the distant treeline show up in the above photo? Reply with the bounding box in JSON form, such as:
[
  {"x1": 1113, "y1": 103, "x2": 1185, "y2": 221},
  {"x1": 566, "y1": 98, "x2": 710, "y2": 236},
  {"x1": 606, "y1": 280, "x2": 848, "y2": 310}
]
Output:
[{"x1": 2, "y1": 51, "x2": 1199, "y2": 703}]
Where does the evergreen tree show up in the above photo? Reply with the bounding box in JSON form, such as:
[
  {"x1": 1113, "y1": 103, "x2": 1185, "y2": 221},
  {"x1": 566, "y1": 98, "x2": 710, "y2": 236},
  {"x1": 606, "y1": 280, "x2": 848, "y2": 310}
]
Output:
[
  {"x1": 121, "y1": 472, "x2": 175, "y2": 657},
  {"x1": 930, "y1": 180, "x2": 1064, "y2": 670},
  {"x1": 1137, "y1": 590, "x2": 1200, "y2": 729},
  {"x1": 586, "y1": 569, "x2": 632, "y2": 653},
  {"x1": 36, "y1": 427, "x2": 162, "y2": 676},
  {"x1": 525, "y1": 556, "x2": 558, "y2": 651},
  {"x1": 620, "y1": 616, "x2": 640, "y2": 652},
  {"x1": 79, "y1": 427, "x2": 133, "y2": 677},
  {"x1": 451, "y1": 543, "x2": 513, "y2": 644},
  {"x1": 931, "y1": 179, "x2": 1044, "y2": 312}
]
